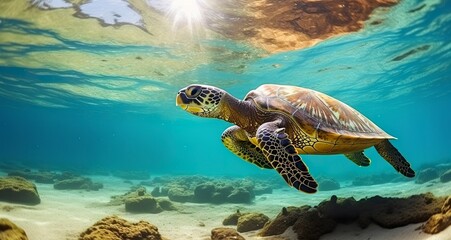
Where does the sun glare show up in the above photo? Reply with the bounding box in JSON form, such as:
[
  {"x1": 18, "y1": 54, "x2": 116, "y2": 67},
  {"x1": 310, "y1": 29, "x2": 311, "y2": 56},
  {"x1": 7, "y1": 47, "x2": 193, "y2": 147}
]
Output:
[{"x1": 167, "y1": 0, "x2": 205, "y2": 34}]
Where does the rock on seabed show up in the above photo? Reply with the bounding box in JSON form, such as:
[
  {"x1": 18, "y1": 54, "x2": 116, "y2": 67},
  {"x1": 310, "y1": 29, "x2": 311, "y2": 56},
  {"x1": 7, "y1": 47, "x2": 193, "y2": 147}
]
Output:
[
  {"x1": 79, "y1": 215, "x2": 163, "y2": 240},
  {"x1": 0, "y1": 176, "x2": 40, "y2": 205},
  {"x1": 211, "y1": 227, "x2": 245, "y2": 240},
  {"x1": 0, "y1": 218, "x2": 29, "y2": 240},
  {"x1": 260, "y1": 193, "x2": 447, "y2": 240},
  {"x1": 422, "y1": 196, "x2": 451, "y2": 234}
]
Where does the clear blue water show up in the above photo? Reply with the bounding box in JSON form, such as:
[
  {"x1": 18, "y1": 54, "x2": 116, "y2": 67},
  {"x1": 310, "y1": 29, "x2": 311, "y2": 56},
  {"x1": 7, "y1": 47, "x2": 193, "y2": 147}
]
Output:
[{"x1": 0, "y1": 0, "x2": 450, "y2": 185}]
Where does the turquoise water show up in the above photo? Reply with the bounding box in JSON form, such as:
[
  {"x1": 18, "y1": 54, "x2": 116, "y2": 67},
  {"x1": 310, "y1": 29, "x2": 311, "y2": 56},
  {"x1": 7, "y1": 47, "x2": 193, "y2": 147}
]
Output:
[{"x1": 0, "y1": 0, "x2": 450, "y2": 185}]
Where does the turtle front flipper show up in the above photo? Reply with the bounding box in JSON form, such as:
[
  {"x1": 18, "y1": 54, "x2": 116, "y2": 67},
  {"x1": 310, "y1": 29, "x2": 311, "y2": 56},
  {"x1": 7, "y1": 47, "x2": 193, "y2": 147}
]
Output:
[
  {"x1": 256, "y1": 121, "x2": 318, "y2": 193},
  {"x1": 375, "y1": 140, "x2": 415, "y2": 177},
  {"x1": 221, "y1": 125, "x2": 272, "y2": 169},
  {"x1": 344, "y1": 151, "x2": 371, "y2": 167}
]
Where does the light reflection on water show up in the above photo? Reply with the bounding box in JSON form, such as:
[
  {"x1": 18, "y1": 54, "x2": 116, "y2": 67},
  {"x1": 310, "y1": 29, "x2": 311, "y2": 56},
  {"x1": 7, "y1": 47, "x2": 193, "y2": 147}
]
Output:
[{"x1": 0, "y1": 0, "x2": 449, "y2": 188}]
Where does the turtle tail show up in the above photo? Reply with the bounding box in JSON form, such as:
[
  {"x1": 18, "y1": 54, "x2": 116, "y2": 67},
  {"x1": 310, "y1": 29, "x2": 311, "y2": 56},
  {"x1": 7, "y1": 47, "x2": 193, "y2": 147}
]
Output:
[{"x1": 374, "y1": 140, "x2": 415, "y2": 177}]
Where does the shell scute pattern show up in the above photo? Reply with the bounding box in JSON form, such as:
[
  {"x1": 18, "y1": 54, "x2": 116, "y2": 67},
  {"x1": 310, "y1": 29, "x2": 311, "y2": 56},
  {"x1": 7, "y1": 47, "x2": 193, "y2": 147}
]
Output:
[{"x1": 245, "y1": 84, "x2": 393, "y2": 141}]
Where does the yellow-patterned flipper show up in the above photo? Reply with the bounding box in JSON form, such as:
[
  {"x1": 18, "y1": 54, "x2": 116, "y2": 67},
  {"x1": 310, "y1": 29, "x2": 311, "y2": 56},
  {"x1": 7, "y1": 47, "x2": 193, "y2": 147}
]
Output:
[
  {"x1": 256, "y1": 121, "x2": 318, "y2": 193},
  {"x1": 344, "y1": 151, "x2": 371, "y2": 166},
  {"x1": 221, "y1": 126, "x2": 272, "y2": 169}
]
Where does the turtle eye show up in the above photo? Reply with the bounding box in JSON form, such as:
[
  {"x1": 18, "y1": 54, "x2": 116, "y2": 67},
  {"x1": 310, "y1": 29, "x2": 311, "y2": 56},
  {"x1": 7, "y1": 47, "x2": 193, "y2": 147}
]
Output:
[{"x1": 187, "y1": 85, "x2": 201, "y2": 98}]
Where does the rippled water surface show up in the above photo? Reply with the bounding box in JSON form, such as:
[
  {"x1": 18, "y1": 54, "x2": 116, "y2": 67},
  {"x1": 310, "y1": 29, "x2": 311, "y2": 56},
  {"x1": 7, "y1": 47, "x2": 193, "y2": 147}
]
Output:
[{"x1": 0, "y1": 0, "x2": 450, "y2": 179}]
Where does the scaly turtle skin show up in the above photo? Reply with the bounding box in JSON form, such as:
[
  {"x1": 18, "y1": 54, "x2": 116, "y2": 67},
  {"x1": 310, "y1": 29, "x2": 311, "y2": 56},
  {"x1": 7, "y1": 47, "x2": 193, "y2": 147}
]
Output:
[{"x1": 176, "y1": 84, "x2": 415, "y2": 193}]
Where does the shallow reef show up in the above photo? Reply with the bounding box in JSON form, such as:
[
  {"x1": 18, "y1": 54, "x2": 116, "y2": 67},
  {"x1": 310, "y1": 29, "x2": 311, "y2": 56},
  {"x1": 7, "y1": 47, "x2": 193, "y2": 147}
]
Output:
[
  {"x1": 0, "y1": 171, "x2": 450, "y2": 240},
  {"x1": 75, "y1": 192, "x2": 450, "y2": 240},
  {"x1": 78, "y1": 215, "x2": 164, "y2": 240},
  {"x1": 256, "y1": 192, "x2": 448, "y2": 239},
  {"x1": 148, "y1": 175, "x2": 274, "y2": 204},
  {"x1": 219, "y1": 192, "x2": 450, "y2": 239},
  {"x1": 7, "y1": 170, "x2": 103, "y2": 191},
  {"x1": 211, "y1": 227, "x2": 245, "y2": 240},
  {"x1": 109, "y1": 186, "x2": 176, "y2": 214},
  {"x1": 0, "y1": 218, "x2": 29, "y2": 240},
  {"x1": 0, "y1": 176, "x2": 40, "y2": 205},
  {"x1": 422, "y1": 196, "x2": 451, "y2": 234},
  {"x1": 415, "y1": 162, "x2": 451, "y2": 184}
]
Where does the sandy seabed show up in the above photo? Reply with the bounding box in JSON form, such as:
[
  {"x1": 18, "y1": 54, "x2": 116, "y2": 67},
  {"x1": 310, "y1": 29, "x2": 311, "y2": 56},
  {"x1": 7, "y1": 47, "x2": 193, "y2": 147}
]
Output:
[{"x1": 1, "y1": 173, "x2": 450, "y2": 240}]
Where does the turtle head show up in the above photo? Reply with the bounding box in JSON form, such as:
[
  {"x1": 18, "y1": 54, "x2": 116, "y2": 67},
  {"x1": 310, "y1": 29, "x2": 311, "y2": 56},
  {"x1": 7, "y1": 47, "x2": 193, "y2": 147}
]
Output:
[{"x1": 176, "y1": 84, "x2": 226, "y2": 118}]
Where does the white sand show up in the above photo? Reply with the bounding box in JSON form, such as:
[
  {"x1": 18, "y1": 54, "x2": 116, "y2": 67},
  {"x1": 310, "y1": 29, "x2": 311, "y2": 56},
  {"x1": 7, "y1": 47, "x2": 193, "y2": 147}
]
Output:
[{"x1": 1, "y1": 174, "x2": 450, "y2": 240}]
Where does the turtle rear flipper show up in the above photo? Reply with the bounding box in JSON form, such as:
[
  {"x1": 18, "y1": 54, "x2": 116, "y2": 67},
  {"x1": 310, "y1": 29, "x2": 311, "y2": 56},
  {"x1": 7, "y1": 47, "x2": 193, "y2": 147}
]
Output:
[
  {"x1": 221, "y1": 125, "x2": 272, "y2": 169},
  {"x1": 375, "y1": 140, "x2": 415, "y2": 177},
  {"x1": 344, "y1": 151, "x2": 371, "y2": 166},
  {"x1": 257, "y1": 121, "x2": 318, "y2": 193}
]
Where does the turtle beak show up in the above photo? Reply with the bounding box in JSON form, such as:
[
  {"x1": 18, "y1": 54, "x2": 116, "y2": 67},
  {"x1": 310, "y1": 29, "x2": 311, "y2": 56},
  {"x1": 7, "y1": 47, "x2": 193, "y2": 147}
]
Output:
[
  {"x1": 176, "y1": 91, "x2": 205, "y2": 114},
  {"x1": 175, "y1": 90, "x2": 189, "y2": 107},
  {"x1": 175, "y1": 94, "x2": 185, "y2": 107}
]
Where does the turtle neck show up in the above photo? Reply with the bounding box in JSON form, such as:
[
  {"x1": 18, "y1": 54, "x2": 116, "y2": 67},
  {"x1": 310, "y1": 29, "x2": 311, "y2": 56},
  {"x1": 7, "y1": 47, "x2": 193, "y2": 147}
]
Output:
[{"x1": 218, "y1": 93, "x2": 259, "y2": 133}]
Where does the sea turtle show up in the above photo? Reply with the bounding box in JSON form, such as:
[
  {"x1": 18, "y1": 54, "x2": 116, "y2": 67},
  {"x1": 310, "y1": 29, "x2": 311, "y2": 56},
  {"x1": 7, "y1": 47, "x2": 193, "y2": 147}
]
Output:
[{"x1": 176, "y1": 84, "x2": 415, "y2": 193}]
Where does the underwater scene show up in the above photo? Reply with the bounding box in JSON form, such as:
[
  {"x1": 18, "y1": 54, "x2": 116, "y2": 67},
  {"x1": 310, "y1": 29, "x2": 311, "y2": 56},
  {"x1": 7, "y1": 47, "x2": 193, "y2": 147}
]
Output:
[{"x1": 0, "y1": 0, "x2": 450, "y2": 239}]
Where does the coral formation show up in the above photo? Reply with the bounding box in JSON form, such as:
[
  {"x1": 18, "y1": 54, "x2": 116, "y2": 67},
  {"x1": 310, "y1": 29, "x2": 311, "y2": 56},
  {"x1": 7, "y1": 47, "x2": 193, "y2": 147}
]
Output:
[
  {"x1": 8, "y1": 170, "x2": 56, "y2": 184},
  {"x1": 260, "y1": 193, "x2": 447, "y2": 239},
  {"x1": 227, "y1": 187, "x2": 253, "y2": 204},
  {"x1": 422, "y1": 196, "x2": 451, "y2": 234},
  {"x1": 109, "y1": 187, "x2": 176, "y2": 213},
  {"x1": 236, "y1": 212, "x2": 270, "y2": 233},
  {"x1": 357, "y1": 193, "x2": 443, "y2": 228},
  {"x1": 0, "y1": 176, "x2": 40, "y2": 205},
  {"x1": 7, "y1": 169, "x2": 103, "y2": 191},
  {"x1": 167, "y1": 187, "x2": 194, "y2": 203},
  {"x1": 155, "y1": 199, "x2": 176, "y2": 211},
  {"x1": 211, "y1": 227, "x2": 245, "y2": 240},
  {"x1": 150, "y1": 186, "x2": 168, "y2": 197},
  {"x1": 292, "y1": 208, "x2": 337, "y2": 239},
  {"x1": 222, "y1": 211, "x2": 270, "y2": 232},
  {"x1": 109, "y1": 187, "x2": 146, "y2": 206},
  {"x1": 317, "y1": 196, "x2": 359, "y2": 223},
  {"x1": 53, "y1": 177, "x2": 103, "y2": 191},
  {"x1": 259, "y1": 206, "x2": 310, "y2": 236},
  {"x1": 153, "y1": 176, "x2": 272, "y2": 204},
  {"x1": 0, "y1": 218, "x2": 29, "y2": 240},
  {"x1": 125, "y1": 196, "x2": 161, "y2": 213},
  {"x1": 79, "y1": 215, "x2": 163, "y2": 240},
  {"x1": 193, "y1": 183, "x2": 216, "y2": 202},
  {"x1": 223, "y1": 210, "x2": 243, "y2": 226}
]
